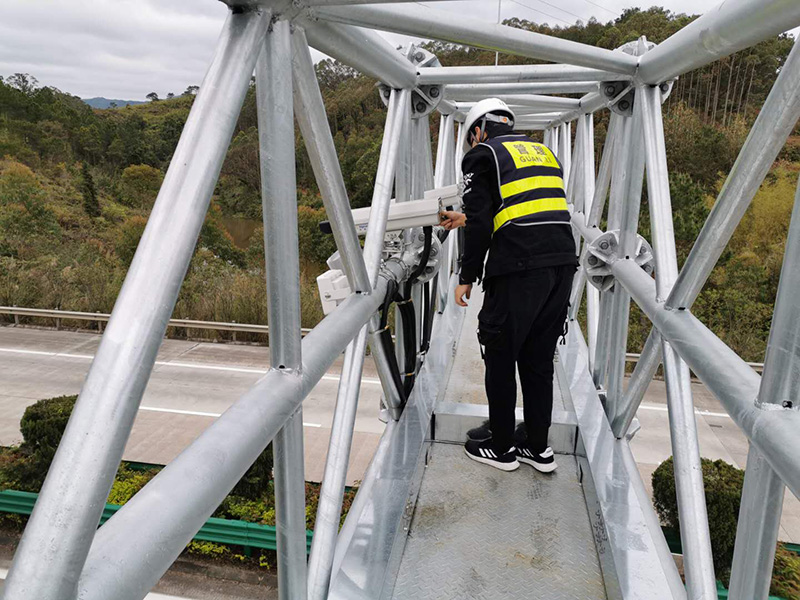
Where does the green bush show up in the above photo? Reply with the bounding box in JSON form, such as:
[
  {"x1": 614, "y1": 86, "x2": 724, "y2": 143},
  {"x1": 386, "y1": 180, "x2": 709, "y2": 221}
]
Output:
[
  {"x1": 231, "y1": 445, "x2": 273, "y2": 500},
  {"x1": 107, "y1": 465, "x2": 159, "y2": 505},
  {"x1": 653, "y1": 457, "x2": 744, "y2": 579},
  {"x1": 772, "y1": 543, "x2": 800, "y2": 599},
  {"x1": 652, "y1": 456, "x2": 800, "y2": 591},
  {"x1": 12, "y1": 395, "x2": 77, "y2": 490}
]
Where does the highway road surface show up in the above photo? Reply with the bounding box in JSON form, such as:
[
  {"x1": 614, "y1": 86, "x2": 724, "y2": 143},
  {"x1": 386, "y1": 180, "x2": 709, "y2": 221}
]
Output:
[{"x1": 1, "y1": 324, "x2": 798, "y2": 542}]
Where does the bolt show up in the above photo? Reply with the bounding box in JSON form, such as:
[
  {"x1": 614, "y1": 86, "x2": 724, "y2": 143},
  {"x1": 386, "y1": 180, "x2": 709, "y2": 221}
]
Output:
[
  {"x1": 418, "y1": 233, "x2": 426, "y2": 242},
  {"x1": 605, "y1": 84, "x2": 616, "y2": 96},
  {"x1": 619, "y1": 100, "x2": 630, "y2": 111},
  {"x1": 414, "y1": 51, "x2": 425, "y2": 62},
  {"x1": 599, "y1": 241, "x2": 610, "y2": 250},
  {"x1": 592, "y1": 276, "x2": 603, "y2": 283},
  {"x1": 383, "y1": 89, "x2": 391, "y2": 98},
  {"x1": 429, "y1": 87, "x2": 440, "y2": 98},
  {"x1": 430, "y1": 247, "x2": 438, "y2": 256},
  {"x1": 416, "y1": 101, "x2": 426, "y2": 112},
  {"x1": 660, "y1": 83, "x2": 670, "y2": 93},
  {"x1": 587, "y1": 255, "x2": 598, "y2": 266}
]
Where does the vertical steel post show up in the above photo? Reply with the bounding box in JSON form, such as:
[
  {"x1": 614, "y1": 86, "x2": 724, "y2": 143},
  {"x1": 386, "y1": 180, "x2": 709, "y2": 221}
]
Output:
[
  {"x1": 604, "y1": 113, "x2": 644, "y2": 419},
  {"x1": 728, "y1": 448, "x2": 784, "y2": 600},
  {"x1": 291, "y1": 28, "x2": 371, "y2": 293},
  {"x1": 0, "y1": 10, "x2": 271, "y2": 600},
  {"x1": 307, "y1": 327, "x2": 369, "y2": 600},
  {"x1": 257, "y1": 20, "x2": 307, "y2": 600},
  {"x1": 626, "y1": 85, "x2": 718, "y2": 596},
  {"x1": 581, "y1": 113, "x2": 599, "y2": 363},
  {"x1": 365, "y1": 89, "x2": 412, "y2": 420},
  {"x1": 435, "y1": 113, "x2": 456, "y2": 312},
  {"x1": 558, "y1": 122, "x2": 571, "y2": 183},
  {"x1": 729, "y1": 172, "x2": 800, "y2": 599}
]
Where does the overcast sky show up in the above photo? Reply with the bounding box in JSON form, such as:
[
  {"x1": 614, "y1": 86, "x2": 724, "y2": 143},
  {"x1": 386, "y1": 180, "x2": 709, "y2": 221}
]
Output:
[{"x1": 0, "y1": 0, "x2": 796, "y2": 100}]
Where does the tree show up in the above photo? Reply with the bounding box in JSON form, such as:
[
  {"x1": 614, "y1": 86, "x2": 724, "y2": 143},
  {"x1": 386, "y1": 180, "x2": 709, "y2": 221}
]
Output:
[
  {"x1": 119, "y1": 164, "x2": 163, "y2": 208},
  {"x1": 7, "y1": 73, "x2": 38, "y2": 95},
  {"x1": 146, "y1": 92, "x2": 159, "y2": 102},
  {"x1": 80, "y1": 162, "x2": 100, "y2": 217},
  {"x1": 109, "y1": 101, "x2": 118, "y2": 109},
  {"x1": 183, "y1": 85, "x2": 199, "y2": 96},
  {"x1": 166, "y1": 92, "x2": 174, "y2": 100}
]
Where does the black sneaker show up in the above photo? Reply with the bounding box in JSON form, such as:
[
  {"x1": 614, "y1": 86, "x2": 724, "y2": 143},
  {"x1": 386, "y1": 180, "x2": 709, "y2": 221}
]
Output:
[
  {"x1": 466, "y1": 420, "x2": 527, "y2": 443},
  {"x1": 516, "y1": 445, "x2": 558, "y2": 473},
  {"x1": 464, "y1": 439, "x2": 519, "y2": 471}
]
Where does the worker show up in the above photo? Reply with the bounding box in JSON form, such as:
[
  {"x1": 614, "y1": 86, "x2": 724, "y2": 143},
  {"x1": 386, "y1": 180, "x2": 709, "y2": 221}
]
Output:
[{"x1": 440, "y1": 98, "x2": 576, "y2": 474}]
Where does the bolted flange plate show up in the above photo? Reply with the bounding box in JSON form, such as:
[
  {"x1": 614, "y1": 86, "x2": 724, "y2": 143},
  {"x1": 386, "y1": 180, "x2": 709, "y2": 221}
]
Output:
[{"x1": 583, "y1": 230, "x2": 655, "y2": 291}]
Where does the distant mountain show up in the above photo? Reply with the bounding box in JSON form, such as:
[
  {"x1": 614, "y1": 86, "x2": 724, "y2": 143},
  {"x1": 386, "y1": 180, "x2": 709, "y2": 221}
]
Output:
[{"x1": 82, "y1": 97, "x2": 145, "y2": 109}]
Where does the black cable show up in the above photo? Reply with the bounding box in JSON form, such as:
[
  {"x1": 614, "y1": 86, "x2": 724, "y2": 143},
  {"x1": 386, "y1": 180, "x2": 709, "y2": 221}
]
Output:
[{"x1": 407, "y1": 226, "x2": 433, "y2": 287}]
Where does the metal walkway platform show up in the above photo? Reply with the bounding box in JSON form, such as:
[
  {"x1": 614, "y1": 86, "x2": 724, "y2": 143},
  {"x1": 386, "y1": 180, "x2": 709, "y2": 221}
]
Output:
[
  {"x1": 391, "y1": 445, "x2": 606, "y2": 600},
  {"x1": 329, "y1": 282, "x2": 683, "y2": 600}
]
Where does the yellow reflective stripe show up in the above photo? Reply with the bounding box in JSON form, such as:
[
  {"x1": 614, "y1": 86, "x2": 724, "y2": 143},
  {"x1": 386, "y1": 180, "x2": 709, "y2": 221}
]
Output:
[
  {"x1": 499, "y1": 175, "x2": 564, "y2": 200},
  {"x1": 493, "y1": 198, "x2": 569, "y2": 233}
]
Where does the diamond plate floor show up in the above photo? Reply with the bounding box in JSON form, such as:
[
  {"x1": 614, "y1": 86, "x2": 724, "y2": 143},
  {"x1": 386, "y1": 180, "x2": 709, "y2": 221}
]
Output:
[{"x1": 390, "y1": 444, "x2": 606, "y2": 600}]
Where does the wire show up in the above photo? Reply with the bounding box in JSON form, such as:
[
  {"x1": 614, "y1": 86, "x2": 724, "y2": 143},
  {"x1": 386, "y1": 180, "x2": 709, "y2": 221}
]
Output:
[
  {"x1": 506, "y1": 0, "x2": 572, "y2": 26},
  {"x1": 531, "y1": 0, "x2": 592, "y2": 23},
  {"x1": 578, "y1": 0, "x2": 618, "y2": 17}
]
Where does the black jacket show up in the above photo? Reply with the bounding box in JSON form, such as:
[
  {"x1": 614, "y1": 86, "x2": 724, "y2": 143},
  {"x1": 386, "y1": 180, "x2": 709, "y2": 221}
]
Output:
[{"x1": 459, "y1": 133, "x2": 578, "y2": 285}]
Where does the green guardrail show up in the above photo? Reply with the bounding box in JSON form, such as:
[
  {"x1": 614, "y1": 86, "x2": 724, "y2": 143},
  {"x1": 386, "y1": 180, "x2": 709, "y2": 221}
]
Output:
[
  {"x1": 0, "y1": 489, "x2": 313, "y2": 554},
  {"x1": 663, "y1": 527, "x2": 792, "y2": 600}
]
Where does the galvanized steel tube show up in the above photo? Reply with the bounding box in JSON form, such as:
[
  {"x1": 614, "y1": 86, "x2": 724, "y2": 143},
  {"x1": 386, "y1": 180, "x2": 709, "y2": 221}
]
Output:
[
  {"x1": 667, "y1": 39, "x2": 800, "y2": 309},
  {"x1": 292, "y1": 28, "x2": 372, "y2": 293},
  {"x1": 606, "y1": 256, "x2": 800, "y2": 500},
  {"x1": 314, "y1": 5, "x2": 638, "y2": 74},
  {"x1": 629, "y1": 39, "x2": 800, "y2": 405},
  {"x1": 301, "y1": 18, "x2": 416, "y2": 89},
  {"x1": 727, "y1": 172, "x2": 800, "y2": 598},
  {"x1": 420, "y1": 64, "x2": 625, "y2": 85},
  {"x1": 257, "y1": 20, "x2": 307, "y2": 600},
  {"x1": 637, "y1": 0, "x2": 800, "y2": 85},
  {"x1": 0, "y1": 10, "x2": 271, "y2": 600},
  {"x1": 728, "y1": 448, "x2": 785, "y2": 600},
  {"x1": 306, "y1": 327, "x2": 369, "y2": 600},
  {"x1": 77, "y1": 261, "x2": 409, "y2": 600},
  {"x1": 444, "y1": 82, "x2": 599, "y2": 98}
]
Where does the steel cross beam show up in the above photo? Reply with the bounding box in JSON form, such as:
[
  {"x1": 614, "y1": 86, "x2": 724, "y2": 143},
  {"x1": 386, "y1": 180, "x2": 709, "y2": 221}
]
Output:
[
  {"x1": 0, "y1": 9, "x2": 272, "y2": 600},
  {"x1": 312, "y1": 4, "x2": 638, "y2": 74}
]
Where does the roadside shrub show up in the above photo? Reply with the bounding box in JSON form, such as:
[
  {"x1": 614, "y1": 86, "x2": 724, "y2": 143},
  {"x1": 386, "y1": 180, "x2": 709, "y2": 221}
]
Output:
[
  {"x1": 231, "y1": 445, "x2": 273, "y2": 500},
  {"x1": 107, "y1": 465, "x2": 160, "y2": 505},
  {"x1": 772, "y1": 543, "x2": 800, "y2": 599},
  {"x1": 11, "y1": 395, "x2": 77, "y2": 490},
  {"x1": 652, "y1": 456, "x2": 757, "y2": 585}
]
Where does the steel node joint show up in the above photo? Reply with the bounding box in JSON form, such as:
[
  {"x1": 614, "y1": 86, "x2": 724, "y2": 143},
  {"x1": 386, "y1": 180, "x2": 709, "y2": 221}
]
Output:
[
  {"x1": 379, "y1": 45, "x2": 442, "y2": 119},
  {"x1": 583, "y1": 230, "x2": 655, "y2": 292}
]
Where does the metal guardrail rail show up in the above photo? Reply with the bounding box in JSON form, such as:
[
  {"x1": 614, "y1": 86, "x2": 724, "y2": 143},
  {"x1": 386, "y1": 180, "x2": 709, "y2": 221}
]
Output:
[
  {"x1": 0, "y1": 305, "x2": 760, "y2": 370},
  {"x1": 0, "y1": 489, "x2": 313, "y2": 553},
  {"x1": 0, "y1": 305, "x2": 313, "y2": 336}
]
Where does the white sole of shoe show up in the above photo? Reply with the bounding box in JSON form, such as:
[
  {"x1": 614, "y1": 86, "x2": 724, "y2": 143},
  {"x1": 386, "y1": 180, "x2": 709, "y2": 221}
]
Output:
[
  {"x1": 518, "y1": 456, "x2": 558, "y2": 473},
  {"x1": 464, "y1": 446, "x2": 520, "y2": 471}
]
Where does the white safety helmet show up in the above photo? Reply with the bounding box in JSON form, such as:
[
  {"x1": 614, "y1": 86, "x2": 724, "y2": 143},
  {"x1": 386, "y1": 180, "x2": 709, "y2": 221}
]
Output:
[{"x1": 460, "y1": 98, "x2": 516, "y2": 153}]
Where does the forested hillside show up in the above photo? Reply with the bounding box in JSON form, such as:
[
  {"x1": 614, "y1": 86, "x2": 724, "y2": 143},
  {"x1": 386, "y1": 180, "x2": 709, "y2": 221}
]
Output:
[{"x1": 0, "y1": 7, "x2": 797, "y2": 360}]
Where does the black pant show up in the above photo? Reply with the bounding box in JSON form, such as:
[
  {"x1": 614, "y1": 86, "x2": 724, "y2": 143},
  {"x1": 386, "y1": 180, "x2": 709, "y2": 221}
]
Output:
[{"x1": 477, "y1": 265, "x2": 575, "y2": 452}]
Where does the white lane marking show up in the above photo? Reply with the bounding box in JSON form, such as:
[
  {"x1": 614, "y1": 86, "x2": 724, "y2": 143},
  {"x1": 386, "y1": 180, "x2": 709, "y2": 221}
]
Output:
[
  {"x1": 138, "y1": 405, "x2": 322, "y2": 427},
  {"x1": 637, "y1": 403, "x2": 732, "y2": 420},
  {"x1": 0, "y1": 346, "x2": 382, "y2": 385}
]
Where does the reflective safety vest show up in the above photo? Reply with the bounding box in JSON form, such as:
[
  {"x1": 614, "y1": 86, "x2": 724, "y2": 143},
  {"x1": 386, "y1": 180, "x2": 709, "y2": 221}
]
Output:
[{"x1": 478, "y1": 135, "x2": 570, "y2": 234}]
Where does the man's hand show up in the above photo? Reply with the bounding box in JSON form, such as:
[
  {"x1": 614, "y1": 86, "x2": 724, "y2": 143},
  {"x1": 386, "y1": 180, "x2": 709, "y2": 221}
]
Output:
[
  {"x1": 455, "y1": 283, "x2": 472, "y2": 307},
  {"x1": 440, "y1": 210, "x2": 466, "y2": 231}
]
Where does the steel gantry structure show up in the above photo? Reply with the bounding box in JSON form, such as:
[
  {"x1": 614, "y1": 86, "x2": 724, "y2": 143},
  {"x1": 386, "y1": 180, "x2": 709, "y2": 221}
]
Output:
[{"x1": 3, "y1": 1, "x2": 800, "y2": 599}]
